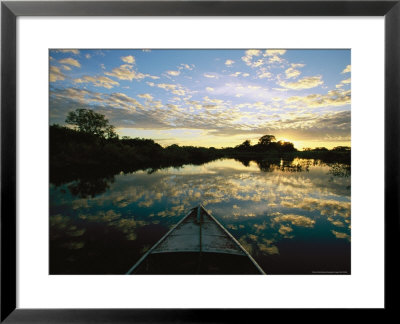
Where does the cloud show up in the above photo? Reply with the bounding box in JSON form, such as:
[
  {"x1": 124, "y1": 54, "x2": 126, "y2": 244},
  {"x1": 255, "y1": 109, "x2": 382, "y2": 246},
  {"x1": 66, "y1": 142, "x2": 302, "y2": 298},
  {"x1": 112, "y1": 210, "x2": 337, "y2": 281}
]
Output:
[
  {"x1": 258, "y1": 244, "x2": 279, "y2": 255},
  {"x1": 335, "y1": 77, "x2": 351, "y2": 89},
  {"x1": 85, "y1": 54, "x2": 91, "y2": 59},
  {"x1": 242, "y1": 49, "x2": 287, "y2": 69},
  {"x1": 166, "y1": 70, "x2": 180, "y2": 76},
  {"x1": 179, "y1": 63, "x2": 194, "y2": 70},
  {"x1": 241, "y1": 49, "x2": 262, "y2": 67},
  {"x1": 264, "y1": 49, "x2": 287, "y2": 56},
  {"x1": 284, "y1": 197, "x2": 351, "y2": 219},
  {"x1": 105, "y1": 64, "x2": 158, "y2": 81},
  {"x1": 285, "y1": 67, "x2": 301, "y2": 79},
  {"x1": 121, "y1": 55, "x2": 135, "y2": 64},
  {"x1": 286, "y1": 89, "x2": 350, "y2": 108},
  {"x1": 258, "y1": 71, "x2": 272, "y2": 79},
  {"x1": 73, "y1": 75, "x2": 120, "y2": 89},
  {"x1": 206, "y1": 87, "x2": 214, "y2": 92},
  {"x1": 157, "y1": 83, "x2": 177, "y2": 90},
  {"x1": 51, "y1": 87, "x2": 144, "y2": 112},
  {"x1": 264, "y1": 49, "x2": 287, "y2": 64},
  {"x1": 172, "y1": 89, "x2": 186, "y2": 96},
  {"x1": 50, "y1": 66, "x2": 66, "y2": 82},
  {"x1": 225, "y1": 59, "x2": 235, "y2": 66},
  {"x1": 204, "y1": 73, "x2": 217, "y2": 78},
  {"x1": 51, "y1": 87, "x2": 94, "y2": 104},
  {"x1": 273, "y1": 214, "x2": 316, "y2": 227},
  {"x1": 331, "y1": 230, "x2": 350, "y2": 241},
  {"x1": 230, "y1": 72, "x2": 249, "y2": 77},
  {"x1": 56, "y1": 49, "x2": 80, "y2": 55},
  {"x1": 246, "y1": 49, "x2": 261, "y2": 56},
  {"x1": 146, "y1": 82, "x2": 188, "y2": 97},
  {"x1": 342, "y1": 65, "x2": 351, "y2": 73},
  {"x1": 279, "y1": 76, "x2": 323, "y2": 90},
  {"x1": 58, "y1": 58, "x2": 81, "y2": 68},
  {"x1": 62, "y1": 65, "x2": 71, "y2": 71},
  {"x1": 278, "y1": 224, "x2": 293, "y2": 235},
  {"x1": 108, "y1": 92, "x2": 142, "y2": 109},
  {"x1": 138, "y1": 93, "x2": 154, "y2": 100},
  {"x1": 105, "y1": 64, "x2": 139, "y2": 80}
]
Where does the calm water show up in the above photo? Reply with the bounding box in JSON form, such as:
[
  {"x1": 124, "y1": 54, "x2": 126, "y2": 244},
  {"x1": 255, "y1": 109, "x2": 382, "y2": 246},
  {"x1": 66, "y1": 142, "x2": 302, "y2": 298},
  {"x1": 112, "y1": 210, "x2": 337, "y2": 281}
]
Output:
[{"x1": 50, "y1": 158, "x2": 351, "y2": 274}]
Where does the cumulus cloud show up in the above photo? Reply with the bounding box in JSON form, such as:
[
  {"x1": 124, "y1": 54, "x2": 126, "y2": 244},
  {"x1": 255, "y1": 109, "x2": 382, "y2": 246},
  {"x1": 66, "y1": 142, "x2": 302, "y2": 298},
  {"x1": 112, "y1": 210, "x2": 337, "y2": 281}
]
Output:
[
  {"x1": 166, "y1": 70, "x2": 180, "y2": 76},
  {"x1": 286, "y1": 89, "x2": 350, "y2": 108},
  {"x1": 73, "y1": 75, "x2": 120, "y2": 89},
  {"x1": 342, "y1": 65, "x2": 351, "y2": 73},
  {"x1": 278, "y1": 224, "x2": 293, "y2": 235},
  {"x1": 50, "y1": 66, "x2": 66, "y2": 82},
  {"x1": 258, "y1": 71, "x2": 272, "y2": 79},
  {"x1": 241, "y1": 49, "x2": 262, "y2": 67},
  {"x1": 285, "y1": 67, "x2": 301, "y2": 79},
  {"x1": 264, "y1": 49, "x2": 287, "y2": 64},
  {"x1": 206, "y1": 87, "x2": 214, "y2": 92},
  {"x1": 56, "y1": 49, "x2": 80, "y2": 55},
  {"x1": 245, "y1": 49, "x2": 261, "y2": 57},
  {"x1": 121, "y1": 55, "x2": 135, "y2": 64},
  {"x1": 105, "y1": 64, "x2": 158, "y2": 81},
  {"x1": 279, "y1": 76, "x2": 323, "y2": 90},
  {"x1": 273, "y1": 214, "x2": 316, "y2": 228},
  {"x1": 179, "y1": 63, "x2": 194, "y2": 70},
  {"x1": 225, "y1": 59, "x2": 235, "y2": 66},
  {"x1": 157, "y1": 83, "x2": 177, "y2": 90},
  {"x1": 264, "y1": 49, "x2": 287, "y2": 56},
  {"x1": 331, "y1": 230, "x2": 350, "y2": 241},
  {"x1": 58, "y1": 58, "x2": 81, "y2": 68},
  {"x1": 204, "y1": 73, "x2": 217, "y2": 78},
  {"x1": 105, "y1": 64, "x2": 139, "y2": 80},
  {"x1": 230, "y1": 72, "x2": 242, "y2": 77},
  {"x1": 146, "y1": 82, "x2": 188, "y2": 97},
  {"x1": 138, "y1": 93, "x2": 154, "y2": 100},
  {"x1": 230, "y1": 72, "x2": 249, "y2": 77}
]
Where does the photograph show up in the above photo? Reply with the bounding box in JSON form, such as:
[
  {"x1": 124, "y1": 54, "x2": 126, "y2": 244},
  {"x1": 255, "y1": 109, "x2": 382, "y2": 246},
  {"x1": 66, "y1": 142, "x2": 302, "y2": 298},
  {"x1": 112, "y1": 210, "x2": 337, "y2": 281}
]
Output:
[{"x1": 49, "y1": 48, "x2": 351, "y2": 275}]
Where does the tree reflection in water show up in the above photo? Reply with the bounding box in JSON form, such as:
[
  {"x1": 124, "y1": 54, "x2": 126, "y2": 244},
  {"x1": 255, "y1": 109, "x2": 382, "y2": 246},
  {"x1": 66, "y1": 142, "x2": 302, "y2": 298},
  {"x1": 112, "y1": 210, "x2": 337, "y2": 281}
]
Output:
[
  {"x1": 51, "y1": 168, "x2": 116, "y2": 198},
  {"x1": 67, "y1": 175, "x2": 115, "y2": 198}
]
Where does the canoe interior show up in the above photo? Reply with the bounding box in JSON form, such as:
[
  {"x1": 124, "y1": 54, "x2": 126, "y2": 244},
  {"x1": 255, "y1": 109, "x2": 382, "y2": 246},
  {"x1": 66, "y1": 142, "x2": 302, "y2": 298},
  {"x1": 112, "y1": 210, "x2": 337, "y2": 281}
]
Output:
[
  {"x1": 128, "y1": 205, "x2": 265, "y2": 274},
  {"x1": 133, "y1": 252, "x2": 262, "y2": 274},
  {"x1": 153, "y1": 205, "x2": 245, "y2": 255}
]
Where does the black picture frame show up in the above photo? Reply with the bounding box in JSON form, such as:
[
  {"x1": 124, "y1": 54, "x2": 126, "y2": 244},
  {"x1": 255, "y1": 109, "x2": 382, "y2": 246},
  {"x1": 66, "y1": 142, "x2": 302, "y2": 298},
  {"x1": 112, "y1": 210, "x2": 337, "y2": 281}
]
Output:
[{"x1": 1, "y1": 0, "x2": 398, "y2": 321}]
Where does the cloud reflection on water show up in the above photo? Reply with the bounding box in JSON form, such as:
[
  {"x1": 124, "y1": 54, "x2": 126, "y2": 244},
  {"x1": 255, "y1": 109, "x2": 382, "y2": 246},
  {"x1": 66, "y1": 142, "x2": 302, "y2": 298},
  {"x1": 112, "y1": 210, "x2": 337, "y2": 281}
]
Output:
[{"x1": 50, "y1": 158, "x2": 350, "y2": 273}]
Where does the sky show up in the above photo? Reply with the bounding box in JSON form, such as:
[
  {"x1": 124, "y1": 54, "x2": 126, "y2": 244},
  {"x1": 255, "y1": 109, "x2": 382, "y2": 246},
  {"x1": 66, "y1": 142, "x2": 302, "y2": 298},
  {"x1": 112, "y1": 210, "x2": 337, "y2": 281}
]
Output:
[{"x1": 49, "y1": 49, "x2": 350, "y2": 150}]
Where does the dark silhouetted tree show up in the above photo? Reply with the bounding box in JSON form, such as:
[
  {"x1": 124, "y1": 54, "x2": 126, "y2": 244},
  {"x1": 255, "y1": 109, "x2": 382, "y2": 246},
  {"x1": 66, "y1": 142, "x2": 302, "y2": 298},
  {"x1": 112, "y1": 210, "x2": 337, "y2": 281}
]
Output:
[
  {"x1": 331, "y1": 146, "x2": 351, "y2": 152},
  {"x1": 66, "y1": 108, "x2": 117, "y2": 139},
  {"x1": 258, "y1": 135, "x2": 276, "y2": 146},
  {"x1": 235, "y1": 140, "x2": 251, "y2": 150}
]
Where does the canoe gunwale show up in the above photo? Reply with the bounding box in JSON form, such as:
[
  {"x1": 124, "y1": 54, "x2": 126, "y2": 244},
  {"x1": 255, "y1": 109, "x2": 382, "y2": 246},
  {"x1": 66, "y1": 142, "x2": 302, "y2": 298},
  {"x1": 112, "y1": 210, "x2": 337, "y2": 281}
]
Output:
[
  {"x1": 151, "y1": 249, "x2": 245, "y2": 256},
  {"x1": 125, "y1": 208, "x2": 194, "y2": 274},
  {"x1": 200, "y1": 204, "x2": 266, "y2": 275},
  {"x1": 126, "y1": 205, "x2": 266, "y2": 275}
]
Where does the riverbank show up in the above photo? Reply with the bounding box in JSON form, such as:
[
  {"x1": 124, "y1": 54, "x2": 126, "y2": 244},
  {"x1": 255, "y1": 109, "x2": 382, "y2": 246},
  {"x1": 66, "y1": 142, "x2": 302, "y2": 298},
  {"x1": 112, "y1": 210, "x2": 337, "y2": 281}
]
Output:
[{"x1": 50, "y1": 125, "x2": 350, "y2": 184}]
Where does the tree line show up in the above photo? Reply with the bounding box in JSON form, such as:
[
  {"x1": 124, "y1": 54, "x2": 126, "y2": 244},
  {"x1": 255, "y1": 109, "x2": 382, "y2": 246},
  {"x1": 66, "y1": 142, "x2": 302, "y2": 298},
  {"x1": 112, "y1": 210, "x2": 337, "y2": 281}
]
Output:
[{"x1": 50, "y1": 108, "x2": 350, "y2": 179}]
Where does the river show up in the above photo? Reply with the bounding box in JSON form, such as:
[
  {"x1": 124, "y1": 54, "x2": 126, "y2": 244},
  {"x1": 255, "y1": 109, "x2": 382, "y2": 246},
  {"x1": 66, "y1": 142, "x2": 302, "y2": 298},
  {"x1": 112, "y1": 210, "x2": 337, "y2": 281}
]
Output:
[{"x1": 50, "y1": 157, "x2": 351, "y2": 274}]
